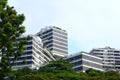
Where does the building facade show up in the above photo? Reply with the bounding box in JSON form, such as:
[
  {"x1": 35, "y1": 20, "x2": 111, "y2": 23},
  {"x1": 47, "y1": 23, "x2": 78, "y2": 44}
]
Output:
[
  {"x1": 36, "y1": 26, "x2": 68, "y2": 58},
  {"x1": 90, "y1": 47, "x2": 120, "y2": 71},
  {"x1": 65, "y1": 52, "x2": 103, "y2": 72},
  {"x1": 10, "y1": 35, "x2": 55, "y2": 69}
]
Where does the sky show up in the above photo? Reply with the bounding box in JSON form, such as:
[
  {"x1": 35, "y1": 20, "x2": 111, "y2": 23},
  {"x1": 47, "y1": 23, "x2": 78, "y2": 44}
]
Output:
[{"x1": 8, "y1": 0, "x2": 120, "y2": 54}]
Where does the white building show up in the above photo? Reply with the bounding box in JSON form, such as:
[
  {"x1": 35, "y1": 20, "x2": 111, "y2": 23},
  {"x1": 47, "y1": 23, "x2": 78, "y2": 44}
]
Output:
[
  {"x1": 10, "y1": 35, "x2": 56, "y2": 69},
  {"x1": 36, "y1": 26, "x2": 68, "y2": 58},
  {"x1": 90, "y1": 46, "x2": 120, "y2": 71},
  {"x1": 65, "y1": 52, "x2": 103, "y2": 72}
]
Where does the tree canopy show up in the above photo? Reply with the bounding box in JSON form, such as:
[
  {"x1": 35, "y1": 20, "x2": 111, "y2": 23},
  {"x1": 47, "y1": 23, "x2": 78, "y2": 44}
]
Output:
[
  {"x1": 6, "y1": 59, "x2": 120, "y2": 80},
  {"x1": 38, "y1": 59, "x2": 74, "y2": 73},
  {"x1": 0, "y1": 0, "x2": 27, "y2": 79}
]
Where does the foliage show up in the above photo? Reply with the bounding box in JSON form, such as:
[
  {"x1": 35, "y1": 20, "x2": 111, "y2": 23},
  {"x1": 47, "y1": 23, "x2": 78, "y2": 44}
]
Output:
[
  {"x1": 18, "y1": 74, "x2": 49, "y2": 80},
  {"x1": 105, "y1": 70, "x2": 119, "y2": 76},
  {"x1": 86, "y1": 68, "x2": 103, "y2": 76},
  {"x1": 0, "y1": 0, "x2": 28, "y2": 79},
  {"x1": 56, "y1": 71, "x2": 80, "y2": 80},
  {"x1": 38, "y1": 59, "x2": 74, "y2": 73},
  {"x1": 6, "y1": 59, "x2": 120, "y2": 80},
  {"x1": 15, "y1": 67, "x2": 32, "y2": 79}
]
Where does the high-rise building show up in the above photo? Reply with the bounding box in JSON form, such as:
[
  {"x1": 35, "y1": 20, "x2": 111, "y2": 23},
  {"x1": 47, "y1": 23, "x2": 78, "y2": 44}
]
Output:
[
  {"x1": 36, "y1": 26, "x2": 68, "y2": 58},
  {"x1": 90, "y1": 46, "x2": 120, "y2": 71},
  {"x1": 10, "y1": 35, "x2": 55, "y2": 69},
  {"x1": 65, "y1": 52, "x2": 103, "y2": 72}
]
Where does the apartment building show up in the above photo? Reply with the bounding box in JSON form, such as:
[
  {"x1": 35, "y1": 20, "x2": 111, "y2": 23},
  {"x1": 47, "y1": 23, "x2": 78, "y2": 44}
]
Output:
[
  {"x1": 65, "y1": 52, "x2": 103, "y2": 72},
  {"x1": 10, "y1": 35, "x2": 55, "y2": 69},
  {"x1": 36, "y1": 26, "x2": 68, "y2": 58},
  {"x1": 90, "y1": 46, "x2": 120, "y2": 71}
]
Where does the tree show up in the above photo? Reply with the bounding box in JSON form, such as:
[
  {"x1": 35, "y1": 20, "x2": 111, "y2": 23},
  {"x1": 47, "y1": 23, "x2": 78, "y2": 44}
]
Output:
[
  {"x1": 56, "y1": 71, "x2": 80, "y2": 80},
  {"x1": 0, "y1": 0, "x2": 27, "y2": 79},
  {"x1": 18, "y1": 74, "x2": 50, "y2": 80},
  {"x1": 15, "y1": 67, "x2": 32, "y2": 79},
  {"x1": 86, "y1": 68, "x2": 103, "y2": 76},
  {"x1": 0, "y1": 0, "x2": 7, "y2": 10},
  {"x1": 38, "y1": 59, "x2": 75, "y2": 73},
  {"x1": 104, "y1": 71, "x2": 119, "y2": 76}
]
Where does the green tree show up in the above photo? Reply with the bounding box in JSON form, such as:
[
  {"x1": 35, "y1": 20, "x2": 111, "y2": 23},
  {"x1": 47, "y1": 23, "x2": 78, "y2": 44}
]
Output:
[
  {"x1": 104, "y1": 71, "x2": 120, "y2": 80},
  {"x1": 38, "y1": 59, "x2": 74, "y2": 73},
  {"x1": 18, "y1": 74, "x2": 49, "y2": 80},
  {"x1": 14, "y1": 67, "x2": 32, "y2": 79},
  {"x1": 0, "y1": 0, "x2": 7, "y2": 10},
  {"x1": 56, "y1": 71, "x2": 80, "y2": 80},
  {"x1": 86, "y1": 68, "x2": 103, "y2": 76},
  {"x1": 0, "y1": 0, "x2": 27, "y2": 79},
  {"x1": 105, "y1": 71, "x2": 119, "y2": 76}
]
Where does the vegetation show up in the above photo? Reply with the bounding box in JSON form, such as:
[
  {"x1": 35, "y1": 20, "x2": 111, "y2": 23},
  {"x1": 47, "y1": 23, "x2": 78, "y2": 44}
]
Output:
[
  {"x1": 0, "y1": 0, "x2": 28, "y2": 79},
  {"x1": 4, "y1": 59, "x2": 120, "y2": 80}
]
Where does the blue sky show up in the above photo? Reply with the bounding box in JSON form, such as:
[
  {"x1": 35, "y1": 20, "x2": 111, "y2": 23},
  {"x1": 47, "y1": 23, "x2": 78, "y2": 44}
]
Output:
[{"x1": 8, "y1": 0, "x2": 120, "y2": 54}]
